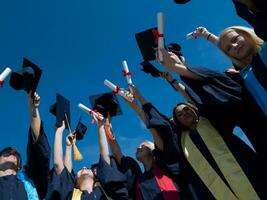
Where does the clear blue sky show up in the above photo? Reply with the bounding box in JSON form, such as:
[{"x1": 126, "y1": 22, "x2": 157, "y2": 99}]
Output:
[{"x1": 0, "y1": 0, "x2": 252, "y2": 171}]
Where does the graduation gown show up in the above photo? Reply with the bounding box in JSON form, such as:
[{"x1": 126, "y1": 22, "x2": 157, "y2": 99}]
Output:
[
  {"x1": 117, "y1": 111, "x2": 182, "y2": 200},
  {"x1": 181, "y1": 67, "x2": 267, "y2": 167},
  {"x1": 45, "y1": 156, "x2": 129, "y2": 200},
  {"x1": 0, "y1": 122, "x2": 51, "y2": 200},
  {"x1": 232, "y1": 0, "x2": 267, "y2": 41},
  {"x1": 119, "y1": 156, "x2": 181, "y2": 200},
  {"x1": 141, "y1": 103, "x2": 267, "y2": 200}
]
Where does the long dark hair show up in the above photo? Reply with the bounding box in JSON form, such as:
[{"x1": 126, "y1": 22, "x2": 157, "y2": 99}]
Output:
[{"x1": 172, "y1": 102, "x2": 199, "y2": 129}]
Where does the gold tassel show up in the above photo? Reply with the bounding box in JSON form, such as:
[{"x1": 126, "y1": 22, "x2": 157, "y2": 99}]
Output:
[{"x1": 73, "y1": 143, "x2": 83, "y2": 161}]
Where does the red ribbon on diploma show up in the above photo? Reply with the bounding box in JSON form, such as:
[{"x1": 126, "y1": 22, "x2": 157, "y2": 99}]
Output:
[
  {"x1": 89, "y1": 109, "x2": 100, "y2": 123},
  {"x1": 152, "y1": 29, "x2": 164, "y2": 46},
  {"x1": 0, "y1": 81, "x2": 4, "y2": 87},
  {"x1": 122, "y1": 70, "x2": 131, "y2": 77},
  {"x1": 113, "y1": 86, "x2": 120, "y2": 95}
]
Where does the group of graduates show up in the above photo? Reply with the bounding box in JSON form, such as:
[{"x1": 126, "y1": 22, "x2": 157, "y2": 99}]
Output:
[{"x1": 1, "y1": 0, "x2": 267, "y2": 199}]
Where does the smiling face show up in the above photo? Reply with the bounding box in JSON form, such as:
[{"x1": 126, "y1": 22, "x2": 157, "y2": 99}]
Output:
[
  {"x1": 174, "y1": 104, "x2": 198, "y2": 129},
  {"x1": 220, "y1": 30, "x2": 255, "y2": 60}
]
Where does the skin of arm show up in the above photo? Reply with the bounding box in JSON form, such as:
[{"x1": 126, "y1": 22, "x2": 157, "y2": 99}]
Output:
[
  {"x1": 95, "y1": 116, "x2": 111, "y2": 165},
  {"x1": 161, "y1": 72, "x2": 194, "y2": 103},
  {"x1": 126, "y1": 85, "x2": 164, "y2": 151},
  {"x1": 53, "y1": 122, "x2": 65, "y2": 175},
  {"x1": 28, "y1": 92, "x2": 41, "y2": 140},
  {"x1": 159, "y1": 48, "x2": 203, "y2": 80},
  {"x1": 64, "y1": 133, "x2": 75, "y2": 173}
]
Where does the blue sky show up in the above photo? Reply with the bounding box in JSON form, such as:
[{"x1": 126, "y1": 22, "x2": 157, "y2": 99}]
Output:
[{"x1": 0, "y1": 0, "x2": 253, "y2": 171}]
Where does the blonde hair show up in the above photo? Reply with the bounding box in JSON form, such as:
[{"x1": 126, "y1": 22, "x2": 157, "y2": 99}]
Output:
[
  {"x1": 218, "y1": 26, "x2": 263, "y2": 68},
  {"x1": 142, "y1": 140, "x2": 155, "y2": 151}
]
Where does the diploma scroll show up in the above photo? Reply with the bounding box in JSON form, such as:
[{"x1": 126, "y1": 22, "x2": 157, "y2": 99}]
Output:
[
  {"x1": 104, "y1": 79, "x2": 134, "y2": 102},
  {"x1": 78, "y1": 103, "x2": 104, "y2": 121},
  {"x1": 0, "y1": 67, "x2": 12, "y2": 86},
  {"x1": 157, "y1": 12, "x2": 164, "y2": 62}
]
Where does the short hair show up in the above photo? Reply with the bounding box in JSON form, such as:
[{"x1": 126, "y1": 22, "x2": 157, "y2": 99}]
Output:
[
  {"x1": 0, "y1": 147, "x2": 22, "y2": 171},
  {"x1": 218, "y1": 26, "x2": 263, "y2": 68}
]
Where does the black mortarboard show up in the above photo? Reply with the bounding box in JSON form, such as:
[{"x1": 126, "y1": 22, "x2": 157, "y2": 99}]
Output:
[
  {"x1": 50, "y1": 93, "x2": 71, "y2": 129},
  {"x1": 89, "y1": 92, "x2": 122, "y2": 118},
  {"x1": 74, "y1": 119, "x2": 87, "y2": 140},
  {"x1": 9, "y1": 57, "x2": 42, "y2": 94},
  {"x1": 135, "y1": 27, "x2": 159, "y2": 61},
  {"x1": 167, "y1": 43, "x2": 183, "y2": 57},
  {"x1": 141, "y1": 61, "x2": 163, "y2": 77},
  {"x1": 173, "y1": 0, "x2": 190, "y2": 4}
]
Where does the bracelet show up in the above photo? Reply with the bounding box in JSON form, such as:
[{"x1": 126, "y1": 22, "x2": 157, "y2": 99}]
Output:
[{"x1": 206, "y1": 33, "x2": 211, "y2": 41}]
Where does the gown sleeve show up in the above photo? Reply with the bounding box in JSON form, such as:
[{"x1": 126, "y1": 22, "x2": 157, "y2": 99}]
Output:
[{"x1": 25, "y1": 121, "x2": 51, "y2": 199}]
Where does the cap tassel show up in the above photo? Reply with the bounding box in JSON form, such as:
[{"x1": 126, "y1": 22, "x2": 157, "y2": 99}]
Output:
[
  {"x1": 73, "y1": 143, "x2": 83, "y2": 161},
  {"x1": 65, "y1": 112, "x2": 83, "y2": 161}
]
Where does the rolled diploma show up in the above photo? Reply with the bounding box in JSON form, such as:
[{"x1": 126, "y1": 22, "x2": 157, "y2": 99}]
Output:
[
  {"x1": 104, "y1": 79, "x2": 134, "y2": 102},
  {"x1": 122, "y1": 60, "x2": 132, "y2": 85},
  {"x1": 157, "y1": 12, "x2": 164, "y2": 62},
  {"x1": 78, "y1": 103, "x2": 104, "y2": 121},
  {"x1": 186, "y1": 31, "x2": 196, "y2": 39},
  {"x1": 0, "y1": 67, "x2": 12, "y2": 82}
]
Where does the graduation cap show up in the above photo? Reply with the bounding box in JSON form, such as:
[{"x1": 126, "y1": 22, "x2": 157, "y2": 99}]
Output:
[
  {"x1": 9, "y1": 57, "x2": 42, "y2": 94},
  {"x1": 173, "y1": 0, "x2": 190, "y2": 4},
  {"x1": 74, "y1": 119, "x2": 87, "y2": 140},
  {"x1": 89, "y1": 92, "x2": 122, "y2": 118},
  {"x1": 167, "y1": 43, "x2": 183, "y2": 57},
  {"x1": 50, "y1": 93, "x2": 71, "y2": 129},
  {"x1": 135, "y1": 27, "x2": 159, "y2": 61},
  {"x1": 141, "y1": 61, "x2": 163, "y2": 77}
]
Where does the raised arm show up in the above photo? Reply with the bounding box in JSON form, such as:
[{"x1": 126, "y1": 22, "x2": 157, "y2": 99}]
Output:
[
  {"x1": 64, "y1": 133, "x2": 75, "y2": 173},
  {"x1": 26, "y1": 91, "x2": 51, "y2": 199},
  {"x1": 94, "y1": 116, "x2": 111, "y2": 165},
  {"x1": 28, "y1": 92, "x2": 41, "y2": 139},
  {"x1": 190, "y1": 26, "x2": 219, "y2": 45},
  {"x1": 161, "y1": 72, "x2": 194, "y2": 103},
  {"x1": 53, "y1": 122, "x2": 65, "y2": 175},
  {"x1": 159, "y1": 48, "x2": 202, "y2": 80},
  {"x1": 103, "y1": 121, "x2": 124, "y2": 165},
  {"x1": 123, "y1": 85, "x2": 164, "y2": 151}
]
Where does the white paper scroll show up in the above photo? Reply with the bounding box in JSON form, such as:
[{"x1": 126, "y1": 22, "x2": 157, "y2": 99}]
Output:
[
  {"x1": 104, "y1": 79, "x2": 134, "y2": 102},
  {"x1": 186, "y1": 31, "x2": 195, "y2": 39},
  {"x1": 157, "y1": 12, "x2": 164, "y2": 62},
  {"x1": 78, "y1": 103, "x2": 104, "y2": 121},
  {"x1": 0, "y1": 67, "x2": 12, "y2": 86},
  {"x1": 122, "y1": 60, "x2": 134, "y2": 93}
]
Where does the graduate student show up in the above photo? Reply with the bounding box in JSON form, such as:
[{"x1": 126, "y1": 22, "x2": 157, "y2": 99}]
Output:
[
  {"x1": 46, "y1": 93, "x2": 129, "y2": 200},
  {"x1": 174, "y1": 0, "x2": 267, "y2": 164},
  {"x1": 0, "y1": 58, "x2": 50, "y2": 200},
  {"x1": 0, "y1": 92, "x2": 50, "y2": 200},
  {"x1": 99, "y1": 87, "x2": 193, "y2": 200}
]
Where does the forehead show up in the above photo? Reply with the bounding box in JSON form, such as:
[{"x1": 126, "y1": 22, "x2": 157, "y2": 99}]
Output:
[{"x1": 176, "y1": 104, "x2": 187, "y2": 111}]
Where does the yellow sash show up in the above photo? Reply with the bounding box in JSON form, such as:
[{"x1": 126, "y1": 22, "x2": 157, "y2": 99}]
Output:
[
  {"x1": 181, "y1": 117, "x2": 260, "y2": 200},
  {"x1": 71, "y1": 188, "x2": 82, "y2": 200}
]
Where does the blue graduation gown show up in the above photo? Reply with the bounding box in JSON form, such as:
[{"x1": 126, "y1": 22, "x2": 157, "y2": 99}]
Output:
[{"x1": 0, "y1": 122, "x2": 51, "y2": 200}]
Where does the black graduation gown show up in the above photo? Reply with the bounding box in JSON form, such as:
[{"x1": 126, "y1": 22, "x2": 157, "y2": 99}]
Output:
[
  {"x1": 119, "y1": 156, "x2": 181, "y2": 200},
  {"x1": 0, "y1": 122, "x2": 51, "y2": 200},
  {"x1": 232, "y1": 0, "x2": 267, "y2": 41},
  {"x1": 45, "y1": 156, "x2": 129, "y2": 200},
  {"x1": 141, "y1": 102, "x2": 267, "y2": 200},
  {"x1": 181, "y1": 67, "x2": 267, "y2": 167}
]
